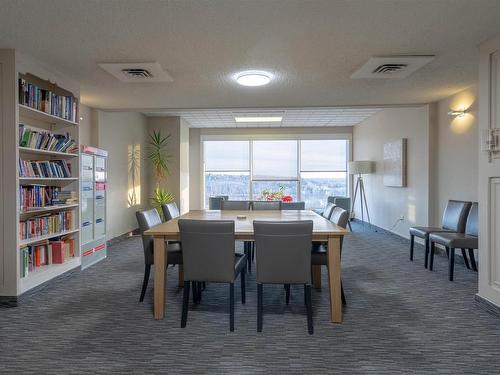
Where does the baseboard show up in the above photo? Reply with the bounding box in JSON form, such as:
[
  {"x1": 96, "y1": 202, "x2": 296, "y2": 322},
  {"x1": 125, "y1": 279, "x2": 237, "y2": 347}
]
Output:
[
  {"x1": 475, "y1": 294, "x2": 500, "y2": 318},
  {"x1": 0, "y1": 296, "x2": 18, "y2": 308},
  {"x1": 107, "y1": 230, "x2": 136, "y2": 246}
]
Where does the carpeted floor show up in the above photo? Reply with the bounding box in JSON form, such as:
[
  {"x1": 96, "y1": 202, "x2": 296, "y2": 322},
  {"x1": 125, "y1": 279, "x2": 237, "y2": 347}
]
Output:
[{"x1": 1, "y1": 222, "x2": 499, "y2": 374}]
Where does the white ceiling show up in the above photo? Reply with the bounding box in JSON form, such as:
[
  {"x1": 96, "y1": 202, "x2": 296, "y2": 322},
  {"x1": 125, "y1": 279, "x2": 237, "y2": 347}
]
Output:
[
  {"x1": 145, "y1": 107, "x2": 382, "y2": 128},
  {"x1": 1, "y1": 0, "x2": 500, "y2": 111}
]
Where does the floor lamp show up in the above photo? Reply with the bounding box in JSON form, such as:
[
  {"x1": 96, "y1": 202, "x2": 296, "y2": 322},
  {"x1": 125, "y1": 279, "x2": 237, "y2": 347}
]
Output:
[{"x1": 349, "y1": 161, "x2": 374, "y2": 227}]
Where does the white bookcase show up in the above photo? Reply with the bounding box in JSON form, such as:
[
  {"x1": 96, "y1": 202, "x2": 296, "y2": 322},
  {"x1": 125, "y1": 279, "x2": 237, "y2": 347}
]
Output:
[{"x1": 0, "y1": 49, "x2": 81, "y2": 303}]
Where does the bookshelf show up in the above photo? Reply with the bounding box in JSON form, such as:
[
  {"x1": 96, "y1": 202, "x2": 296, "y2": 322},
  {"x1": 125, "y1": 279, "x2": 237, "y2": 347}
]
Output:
[{"x1": 0, "y1": 49, "x2": 81, "y2": 304}]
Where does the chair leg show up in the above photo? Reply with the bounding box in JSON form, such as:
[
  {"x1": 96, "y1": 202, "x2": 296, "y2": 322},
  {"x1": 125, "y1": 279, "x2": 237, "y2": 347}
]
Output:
[
  {"x1": 424, "y1": 238, "x2": 429, "y2": 269},
  {"x1": 341, "y1": 279, "x2": 346, "y2": 305},
  {"x1": 241, "y1": 268, "x2": 246, "y2": 304},
  {"x1": 410, "y1": 235, "x2": 415, "y2": 261},
  {"x1": 192, "y1": 282, "x2": 199, "y2": 304},
  {"x1": 181, "y1": 281, "x2": 190, "y2": 328},
  {"x1": 461, "y1": 248, "x2": 471, "y2": 269},
  {"x1": 429, "y1": 241, "x2": 435, "y2": 271},
  {"x1": 252, "y1": 243, "x2": 255, "y2": 261},
  {"x1": 257, "y1": 283, "x2": 263, "y2": 332},
  {"x1": 229, "y1": 283, "x2": 235, "y2": 332},
  {"x1": 198, "y1": 282, "x2": 202, "y2": 302},
  {"x1": 448, "y1": 247, "x2": 455, "y2": 281},
  {"x1": 347, "y1": 220, "x2": 353, "y2": 232},
  {"x1": 285, "y1": 284, "x2": 291, "y2": 305},
  {"x1": 468, "y1": 249, "x2": 478, "y2": 271},
  {"x1": 245, "y1": 243, "x2": 252, "y2": 273},
  {"x1": 305, "y1": 284, "x2": 313, "y2": 335},
  {"x1": 139, "y1": 264, "x2": 151, "y2": 302}
]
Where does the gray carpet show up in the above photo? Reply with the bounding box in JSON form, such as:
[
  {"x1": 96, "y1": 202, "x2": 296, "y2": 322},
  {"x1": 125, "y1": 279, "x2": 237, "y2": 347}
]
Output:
[{"x1": 1, "y1": 222, "x2": 499, "y2": 374}]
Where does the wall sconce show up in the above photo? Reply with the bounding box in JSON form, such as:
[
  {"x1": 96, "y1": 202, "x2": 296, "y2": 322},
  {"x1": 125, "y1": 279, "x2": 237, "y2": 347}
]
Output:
[{"x1": 447, "y1": 109, "x2": 468, "y2": 118}]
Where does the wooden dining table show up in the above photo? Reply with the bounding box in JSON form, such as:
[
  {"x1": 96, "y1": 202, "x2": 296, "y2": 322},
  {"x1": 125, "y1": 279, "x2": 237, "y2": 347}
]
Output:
[{"x1": 144, "y1": 209, "x2": 349, "y2": 323}]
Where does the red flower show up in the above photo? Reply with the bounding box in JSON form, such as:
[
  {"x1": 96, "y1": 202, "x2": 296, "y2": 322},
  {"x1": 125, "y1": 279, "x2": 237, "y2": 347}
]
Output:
[{"x1": 282, "y1": 195, "x2": 293, "y2": 202}]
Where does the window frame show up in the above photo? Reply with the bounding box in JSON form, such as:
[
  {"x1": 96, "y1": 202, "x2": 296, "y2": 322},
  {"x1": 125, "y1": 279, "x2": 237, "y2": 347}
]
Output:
[{"x1": 201, "y1": 133, "x2": 352, "y2": 208}]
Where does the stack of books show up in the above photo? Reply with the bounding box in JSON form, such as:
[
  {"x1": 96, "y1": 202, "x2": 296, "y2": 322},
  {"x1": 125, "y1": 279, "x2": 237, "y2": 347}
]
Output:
[
  {"x1": 19, "y1": 124, "x2": 77, "y2": 153},
  {"x1": 19, "y1": 78, "x2": 78, "y2": 123},
  {"x1": 52, "y1": 191, "x2": 78, "y2": 205},
  {"x1": 19, "y1": 159, "x2": 72, "y2": 178},
  {"x1": 20, "y1": 237, "x2": 75, "y2": 277},
  {"x1": 19, "y1": 185, "x2": 61, "y2": 211},
  {"x1": 19, "y1": 211, "x2": 74, "y2": 241}
]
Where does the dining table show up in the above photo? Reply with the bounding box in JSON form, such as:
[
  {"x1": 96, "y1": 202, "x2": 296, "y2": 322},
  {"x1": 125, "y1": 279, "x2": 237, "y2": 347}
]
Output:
[{"x1": 144, "y1": 209, "x2": 349, "y2": 323}]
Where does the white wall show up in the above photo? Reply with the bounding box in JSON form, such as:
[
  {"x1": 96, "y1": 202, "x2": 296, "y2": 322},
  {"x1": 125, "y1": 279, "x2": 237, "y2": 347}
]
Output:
[
  {"x1": 94, "y1": 111, "x2": 149, "y2": 240},
  {"x1": 78, "y1": 104, "x2": 95, "y2": 147},
  {"x1": 353, "y1": 106, "x2": 433, "y2": 238},
  {"x1": 188, "y1": 126, "x2": 353, "y2": 210},
  {"x1": 434, "y1": 86, "x2": 478, "y2": 225}
]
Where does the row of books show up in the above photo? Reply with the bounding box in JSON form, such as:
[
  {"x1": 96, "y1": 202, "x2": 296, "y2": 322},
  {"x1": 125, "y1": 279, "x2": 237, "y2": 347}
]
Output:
[
  {"x1": 20, "y1": 238, "x2": 75, "y2": 278},
  {"x1": 19, "y1": 78, "x2": 78, "y2": 123},
  {"x1": 19, "y1": 124, "x2": 77, "y2": 154},
  {"x1": 19, "y1": 211, "x2": 75, "y2": 241},
  {"x1": 19, "y1": 185, "x2": 60, "y2": 211},
  {"x1": 19, "y1": 159, "x2": 72, "y2": 178}
]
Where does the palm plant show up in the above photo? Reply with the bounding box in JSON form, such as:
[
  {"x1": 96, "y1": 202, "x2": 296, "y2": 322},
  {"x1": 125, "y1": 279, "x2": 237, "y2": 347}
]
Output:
[{"x1": 147, "y1": 130, "x2": 174, "y2": 218}]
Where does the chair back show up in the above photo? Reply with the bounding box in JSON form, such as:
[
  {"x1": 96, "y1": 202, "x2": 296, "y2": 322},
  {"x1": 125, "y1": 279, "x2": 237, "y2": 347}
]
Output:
[
  {"x1": 465, "y1": 202, "x2": 478, "y2": 237},
  {"x1": 330, "y1": 207, "x2": 349, "y2": 229},
  {"x1": 322, "y1": 202, "x2": 336, "y2": 220},
  {"x1": 136, "y1": 209, "x2": 162, "y2": 265},
  {"x1": 162, "y1": 202, "x2": 180, "y2": 221},
  {"x1": 208, "y1": 196, "x2": 226, "y2": 210},
  {"x1": 178, "y1": 219, "x2": 236, "y2": 282},
  {"x1": 252, "y1": 201, "x2": 281, "y2": 210},
  {"x1": 254, "y1": 220, "x2": 313, "y2": 284},
  {"x1": 221, "y1": 200, "x2": 251, "y2": 210},
  {"x1": 332, "y1": 197, "x2": 351, "y2": 212},
  {"x1": 281, "y1": 201, "x2": 306, "y2": 210},
  {"x1": 442, "y1": 200, "x2": 472, "y2": 232}
]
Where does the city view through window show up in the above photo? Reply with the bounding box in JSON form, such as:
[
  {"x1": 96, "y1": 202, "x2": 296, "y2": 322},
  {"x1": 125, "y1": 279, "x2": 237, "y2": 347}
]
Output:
[{"x1": 204, "y1": 139, "x2": 348, "y2": 209}]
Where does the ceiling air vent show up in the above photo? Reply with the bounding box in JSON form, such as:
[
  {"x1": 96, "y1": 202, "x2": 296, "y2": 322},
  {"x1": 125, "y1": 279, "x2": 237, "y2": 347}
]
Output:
[
  {"x1": 98, "y1": 62, "x2": 173, "y2": 82},
  {"x1": 351, "y1": 56, "x2": 434, "y2": 79},
  {"x1": 121, "y1": 68, "x2": 154, "y2": 79},
  {"x1": 372, "y1": 63, "x2": 408, "y2": 74}
]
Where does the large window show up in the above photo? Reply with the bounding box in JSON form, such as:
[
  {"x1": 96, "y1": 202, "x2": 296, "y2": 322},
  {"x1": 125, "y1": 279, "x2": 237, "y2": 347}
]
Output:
[{"x1": 203, "y1": 138, "x2": 348, "y2": 208}]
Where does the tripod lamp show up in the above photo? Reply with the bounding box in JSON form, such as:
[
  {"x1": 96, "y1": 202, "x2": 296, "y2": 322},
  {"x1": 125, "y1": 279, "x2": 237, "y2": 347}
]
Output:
[{"x1": 349, "y1": 161, "x2": 374, "y2": 226}]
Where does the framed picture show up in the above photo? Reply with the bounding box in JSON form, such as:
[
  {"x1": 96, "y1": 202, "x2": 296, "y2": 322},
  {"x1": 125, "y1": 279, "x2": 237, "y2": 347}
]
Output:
[{"x1": 383, "y1": 138, "x2": 407, "y2": 187}]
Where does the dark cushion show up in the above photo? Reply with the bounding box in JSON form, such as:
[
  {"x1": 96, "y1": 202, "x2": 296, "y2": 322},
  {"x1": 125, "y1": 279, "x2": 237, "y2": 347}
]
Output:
[
  {"x1": 409, "y1": 226, "x2": 453, "y2": 239},
  {"x1": 429, "y1": 232, "x2": 478, "y2": 249}
]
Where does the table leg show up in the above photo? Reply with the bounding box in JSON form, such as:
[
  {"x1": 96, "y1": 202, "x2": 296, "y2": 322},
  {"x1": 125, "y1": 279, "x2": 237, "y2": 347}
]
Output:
[
  {"x1": 154, "y1": 236, "x2": 167, "y2": 320},
  {"x1": 312, "y1": 265, "x2": 322, "y2": 289},
  {"x1": 327, "y1": 236, "x2": 342, "y2": 323}
]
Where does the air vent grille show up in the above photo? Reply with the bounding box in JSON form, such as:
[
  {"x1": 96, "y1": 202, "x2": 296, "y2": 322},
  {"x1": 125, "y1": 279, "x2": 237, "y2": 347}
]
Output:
[
  {"x1": 372, "y1": 64, "x2": 408, "y2": 74},
  {"x1": 121, "y1": 68, "x2": 154, "y2": 79}
]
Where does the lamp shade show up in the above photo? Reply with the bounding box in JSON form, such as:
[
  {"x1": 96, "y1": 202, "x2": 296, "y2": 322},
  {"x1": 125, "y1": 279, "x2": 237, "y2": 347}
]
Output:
[{"x1": 349, "y1": 160, "x2": 374, "y2": 175}]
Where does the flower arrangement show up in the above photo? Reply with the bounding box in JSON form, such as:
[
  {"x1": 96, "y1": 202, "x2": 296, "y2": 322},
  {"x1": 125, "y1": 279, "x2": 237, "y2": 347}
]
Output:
[{"x1": 260, "y1": 185, "x2": 293, "y2": 202}]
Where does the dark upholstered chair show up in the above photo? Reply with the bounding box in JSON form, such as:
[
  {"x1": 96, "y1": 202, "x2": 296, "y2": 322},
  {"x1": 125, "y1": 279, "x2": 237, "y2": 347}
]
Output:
[
  {"x1": 221, "y1": 200, "x2": 252, "y2": 210},
  {"x1": 328, "y1": 196, "x2": 352, "y2": 231},
  {"x1": 252, "y1": 201, "x2": 281, "y2": 210},
  {"x1": 321, "y1": 202, "x2": 336, "y2": 220},
  {"x1": 162, "y1": 202, "x2": 180, "y2": 221},
  {"x1": 208, "y1": 196, "x2": 227, "y2": 210},
  {"x1": 409, "y1": 200, "x2": 472, "y2": 268},
  {"x1": 311, "y1": 206, "x2": 350, "y2": 305},
  {"x1": 281, "y1": 201, "x2": 306, "y2": 210},
  {"x1": 254, "y1": 220, "x2": 314, "y2": 334},
  {"x1": 178, "y1": 220, "x2": 247, "y2": 331},
  {"x1": 429, "y1": 203, "x2": 478, "y2": 281},
  {"x1": 136, "y1": 209, "x2": 183, "y2": 302}
]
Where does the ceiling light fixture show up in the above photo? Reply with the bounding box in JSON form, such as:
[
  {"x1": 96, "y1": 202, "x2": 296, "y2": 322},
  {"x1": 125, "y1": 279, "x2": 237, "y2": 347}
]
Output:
[
  {"x1": 448, "y1": 109, "x2": 468, "y2": 118},
  {"x1": 235, "y1": 70, "x2": 272, "y2": 86},
  {"x1": 234, "y1": 116, "x2": 283, "y2": 123}
]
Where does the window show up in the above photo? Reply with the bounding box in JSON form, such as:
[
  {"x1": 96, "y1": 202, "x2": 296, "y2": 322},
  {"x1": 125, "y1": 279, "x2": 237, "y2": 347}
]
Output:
[
  {"x1": 203, "y1": 141, "x2": 250, "y2": 205},
  {"x1": 300, "y1": 140, "x2": 348, "y2": 208},
  {"x1": 203, "y1": 138, "x2": 348, "y2": 208}
]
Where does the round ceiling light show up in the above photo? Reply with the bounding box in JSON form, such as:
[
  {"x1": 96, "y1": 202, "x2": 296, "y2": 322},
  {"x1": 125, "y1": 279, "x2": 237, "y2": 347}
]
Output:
[{"x1": 235, "y1": 71, "x2": 272, "y2": 86}]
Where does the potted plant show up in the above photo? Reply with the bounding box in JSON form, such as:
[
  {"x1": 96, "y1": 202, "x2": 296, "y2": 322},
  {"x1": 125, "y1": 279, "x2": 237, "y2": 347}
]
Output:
[{"x1": 147, "y1": 129, "x2": 174, "y2": 219}]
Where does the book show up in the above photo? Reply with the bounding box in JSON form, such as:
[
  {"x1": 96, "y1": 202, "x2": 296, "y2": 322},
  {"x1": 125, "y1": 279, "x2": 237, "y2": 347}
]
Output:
[
  {"x1": 19, "y1": 78, "x2": 78, "y2": 123},
  {"x1": 18, "y1": 124, "x2": 77, "y2": 153},
  {"x1": 19, "y1": 211, "x2": 74, "y2": 241},
  {"x1": 19, "y1": 159, "x2": 72, "y2": 178},
  {"x1": 19, "y1": 185, "x2": 62, "y2": 211}
]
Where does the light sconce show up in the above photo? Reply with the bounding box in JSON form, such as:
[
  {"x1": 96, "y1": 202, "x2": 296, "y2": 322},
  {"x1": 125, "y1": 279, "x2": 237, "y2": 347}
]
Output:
[{"x1": 447, "y1": 109, "x2": 468, "y2": 118}]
